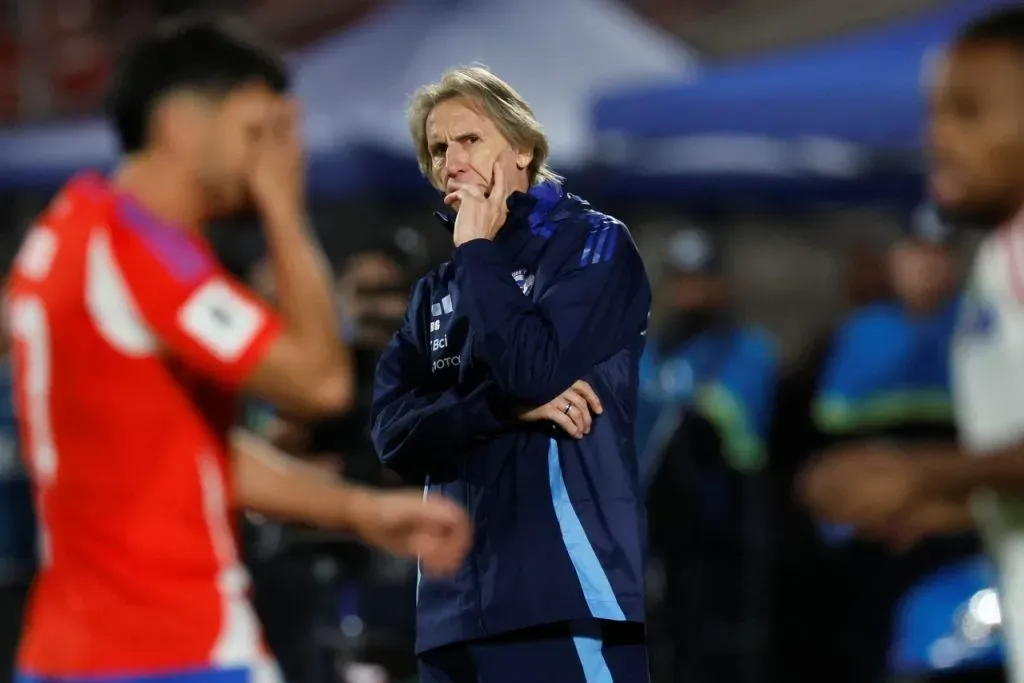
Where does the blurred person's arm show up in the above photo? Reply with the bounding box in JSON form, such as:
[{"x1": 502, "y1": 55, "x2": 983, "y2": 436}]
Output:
[
  {"x1": 116, "y1": 101, "x2": 352, "y2": 417},
  {"x1": 798, "y1": 439, "x2": 1024, "y2": 533},
  {"x1": 253, "y1": 412, "x2": 343, "y2": 475},
  {"x1": 864, "y1": 496, "x2": 974, "y2": 551},
  {"x1": 231, "y1": 428, "x2": 469, "y2": 576},
  {"x1": 109, "y1": 198, "x2": 350, "y2": 419},
  {"x1": 911, "y1": 442, "x2": 1024, "y2": 499},
  {"x1": 101, "y1": 193, "x2": 347, "y2": 422},
  {"x1": 262, "y1": 414, "x2": 311, "y2": 454},
  {"x1": 241, "y1": 100, "x2": 353, "y2": 415},
  {"x1": 370, "y1": 278, "x2": 516, "y2": 481}
]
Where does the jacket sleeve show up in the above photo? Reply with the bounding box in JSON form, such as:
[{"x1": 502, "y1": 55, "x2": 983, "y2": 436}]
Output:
[
  {"x1": 453, "y1": 217, "x2": 651, "y2": 405},
  {"x1": 369, "y1": 279, "x2": 514, "y2": 480}
]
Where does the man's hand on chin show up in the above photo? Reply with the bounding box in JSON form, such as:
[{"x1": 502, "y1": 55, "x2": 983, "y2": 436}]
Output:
[{"x1": 447, "y1": 155, "x2": 511, "y2": 247}]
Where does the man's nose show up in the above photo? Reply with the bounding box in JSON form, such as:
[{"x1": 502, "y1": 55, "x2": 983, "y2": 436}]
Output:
[{"x1": 445, "y1": 144, "x2": 470, "y2": 177}]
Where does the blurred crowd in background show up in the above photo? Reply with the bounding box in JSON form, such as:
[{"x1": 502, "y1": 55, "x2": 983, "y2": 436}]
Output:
[
  {"x1": 0, "y1": 0, "x2": 718, "y2": 121},
  {"x1": 0, "y1": 0, "x2": 1013, "y2": 682}
]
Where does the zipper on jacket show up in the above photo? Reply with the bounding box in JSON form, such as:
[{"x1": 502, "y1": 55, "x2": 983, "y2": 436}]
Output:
[{"x1": 461, "y1": 457, "x2": 486, "y2": 635}]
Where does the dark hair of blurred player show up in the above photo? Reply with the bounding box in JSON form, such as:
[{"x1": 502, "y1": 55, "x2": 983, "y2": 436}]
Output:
[
  {"x1": 106, "y1": 14, "x2": 289, "y2": 221},
  {"x1": 930, "y1": 6, "x2": 1024, "y2": 227}
]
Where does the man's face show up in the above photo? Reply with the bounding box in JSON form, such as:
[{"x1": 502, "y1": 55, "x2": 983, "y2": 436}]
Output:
[
  {"x1": 928, "y1": 43, "x2": 1024, "y2": 227},
  {"x1": 425, "y1": 97, "x2": 528, "y2": 208},
  {"x1": 194, "y1": 82, "x2": 284, "y2": 217},
  {"x1": 888, "y1": 240, "x2": 956, "y2": 311}
]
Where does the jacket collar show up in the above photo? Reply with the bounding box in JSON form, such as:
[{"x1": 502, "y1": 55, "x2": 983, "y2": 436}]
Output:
[{"x1": 433, "y1": 180, "x2": 566, "y2": 235}]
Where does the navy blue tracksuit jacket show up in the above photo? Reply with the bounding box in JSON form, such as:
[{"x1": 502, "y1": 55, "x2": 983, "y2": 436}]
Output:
[{"x1": 370, "y1": 181, "x2": 652, "y2": 654}]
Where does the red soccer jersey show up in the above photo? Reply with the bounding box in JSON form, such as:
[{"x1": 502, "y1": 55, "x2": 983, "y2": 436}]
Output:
[{"x1": 4, "y1": 172, "x2": 282, "y2": 676}]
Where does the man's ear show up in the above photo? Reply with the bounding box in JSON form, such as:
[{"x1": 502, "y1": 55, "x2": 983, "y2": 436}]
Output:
[{"x1": 515, "y1": 148, "x2": 532, "y2": 171}]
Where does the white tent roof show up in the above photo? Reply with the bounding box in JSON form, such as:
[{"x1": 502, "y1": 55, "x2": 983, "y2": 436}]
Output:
[{"x1": 295, "y1": 0, "x2": 698, "y2": 168}]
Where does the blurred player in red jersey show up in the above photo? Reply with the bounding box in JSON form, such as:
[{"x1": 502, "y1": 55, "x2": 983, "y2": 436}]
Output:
[{"x1": 2, "y1": 15, "x2": 470, "y2": 683}]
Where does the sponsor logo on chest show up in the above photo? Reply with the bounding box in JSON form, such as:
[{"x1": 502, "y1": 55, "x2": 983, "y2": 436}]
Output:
[
  {"x1": 511, "y1": 269, "x2": 535, "y2": 296},
  {"x1": 428, "y1": 292, "x2": 459, "y2": 373}
]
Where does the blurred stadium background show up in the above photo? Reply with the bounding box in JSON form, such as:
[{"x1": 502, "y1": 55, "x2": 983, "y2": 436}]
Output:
[{"x1": 0, "y1": 1, "x2": 1014, "y2": 682}]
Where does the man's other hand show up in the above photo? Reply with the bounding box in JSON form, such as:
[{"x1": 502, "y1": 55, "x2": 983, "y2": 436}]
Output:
[
  {"x1": 798, "y1": 443, "x2": 927, "y2": 527},
  {"x1": 518, "y1": 380, "x2": 603, "y2": 439},
  {"x1": 352, "y1": 490, "x2": 472, "y2": 578}
]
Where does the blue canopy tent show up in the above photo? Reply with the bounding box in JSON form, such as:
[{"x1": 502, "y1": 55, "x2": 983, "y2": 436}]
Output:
[
  {"x1": 591, "y1": 0, "x2": 1015, "y2": 206},
  {"x1": 0, "y1": 0, "x2": 695, "y2": 199}
]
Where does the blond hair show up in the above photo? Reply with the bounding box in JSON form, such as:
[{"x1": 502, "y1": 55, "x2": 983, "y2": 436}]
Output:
[{"x1": 407, "y1": 65, "x2": 562, "y2": 187}]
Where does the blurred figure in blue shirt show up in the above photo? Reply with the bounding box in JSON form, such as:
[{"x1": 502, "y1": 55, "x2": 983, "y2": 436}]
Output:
[
  {"x1": 801, "y1": 205, "x2": 980, "y2": 683},
  {"x1": 0, "y1": 356, "x2": 35, "y2": 683},
  {"x1": 639, "y1": 228, "x2": 779, "y2": 683},
  {"x1": 637, "y1": 228, "x2": 777, "y2": 480}
]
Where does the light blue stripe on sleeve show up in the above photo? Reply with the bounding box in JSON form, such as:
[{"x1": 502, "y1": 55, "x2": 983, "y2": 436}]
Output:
[
  {"x1": 573, "y1": 632, "x2": 616, "y2": 683},
  {"x1": 547, "y1": 439, "x2": 626, "y2": 621}
]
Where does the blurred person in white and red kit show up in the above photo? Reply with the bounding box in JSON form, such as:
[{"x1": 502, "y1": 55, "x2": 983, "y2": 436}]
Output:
[{"x1": 796, "y1": 206, "x2": 977, "y2": 683}]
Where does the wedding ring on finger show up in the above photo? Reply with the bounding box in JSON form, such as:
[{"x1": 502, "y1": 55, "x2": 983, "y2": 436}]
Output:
[{"x1": 563, "y1": 400, "x2": 573, "y2": 415}]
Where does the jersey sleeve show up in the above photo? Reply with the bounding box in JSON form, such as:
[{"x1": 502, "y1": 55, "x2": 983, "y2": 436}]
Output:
[{"x1": 103, "y1": 217, "x2": 282, "y2": 389}]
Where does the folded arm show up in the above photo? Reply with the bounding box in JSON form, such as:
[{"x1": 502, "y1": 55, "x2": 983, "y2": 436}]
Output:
[
  {"x1": 370, "y1": 280, "x2": 515, "y2": 480},
  {"x1": 454, "y1": 218, "x2": 650, "y2": 406}
]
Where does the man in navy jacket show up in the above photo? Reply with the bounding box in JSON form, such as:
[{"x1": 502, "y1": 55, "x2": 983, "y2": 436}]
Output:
[{"x1": 371, "y1": 66, "x2": 652, "y2": 683}]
